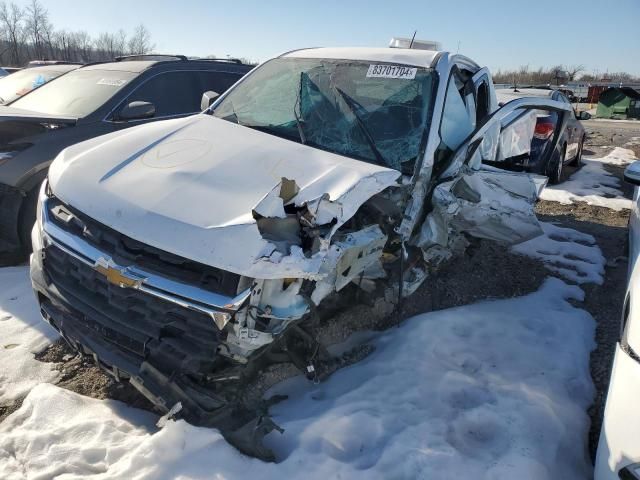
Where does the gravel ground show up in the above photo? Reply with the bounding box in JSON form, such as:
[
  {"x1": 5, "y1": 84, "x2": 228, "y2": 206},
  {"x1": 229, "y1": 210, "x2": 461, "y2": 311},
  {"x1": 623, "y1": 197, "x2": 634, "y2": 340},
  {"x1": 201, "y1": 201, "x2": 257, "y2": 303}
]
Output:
[{"x1": 29, "y1": 119, "x2": 640, "y2": 464}]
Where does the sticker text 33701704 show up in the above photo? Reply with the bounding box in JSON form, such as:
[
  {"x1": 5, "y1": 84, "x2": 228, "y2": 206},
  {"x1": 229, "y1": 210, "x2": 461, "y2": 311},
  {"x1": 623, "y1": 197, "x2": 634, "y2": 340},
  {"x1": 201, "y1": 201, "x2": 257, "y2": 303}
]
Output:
[{"x1": 366, "y1": 64, "x2": 417, "y2": 79}]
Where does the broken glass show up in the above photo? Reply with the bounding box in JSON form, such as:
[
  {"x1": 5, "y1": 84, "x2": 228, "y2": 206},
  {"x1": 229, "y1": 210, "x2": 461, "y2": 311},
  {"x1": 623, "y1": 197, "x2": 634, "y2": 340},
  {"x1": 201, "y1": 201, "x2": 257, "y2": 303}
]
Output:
[{"x1": 212, "y1": 58, "x2": 434, "y2": 174}]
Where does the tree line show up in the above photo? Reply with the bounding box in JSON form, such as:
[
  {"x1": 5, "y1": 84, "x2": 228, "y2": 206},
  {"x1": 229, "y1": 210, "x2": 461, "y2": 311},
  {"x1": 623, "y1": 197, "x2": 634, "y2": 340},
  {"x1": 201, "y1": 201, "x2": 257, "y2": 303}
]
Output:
[
  {"x1": 0, "y1": 0, "x2": 154, "y2": 66},
  {"x1": 492, "y1": 64, "x2": 640, "y2": 85}
]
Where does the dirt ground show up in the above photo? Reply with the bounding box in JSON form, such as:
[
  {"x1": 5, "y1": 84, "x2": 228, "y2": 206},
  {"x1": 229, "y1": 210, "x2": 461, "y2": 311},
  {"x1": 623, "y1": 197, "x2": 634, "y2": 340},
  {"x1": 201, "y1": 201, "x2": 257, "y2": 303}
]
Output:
[{"x1": 24, "y1": 119, "x2": 640, "y2": 462}]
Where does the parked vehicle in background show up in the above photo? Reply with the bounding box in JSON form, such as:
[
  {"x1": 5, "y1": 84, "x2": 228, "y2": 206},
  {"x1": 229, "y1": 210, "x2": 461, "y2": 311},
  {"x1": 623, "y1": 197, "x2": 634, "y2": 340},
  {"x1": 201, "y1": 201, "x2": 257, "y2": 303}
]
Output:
[
  {"x1": 30, "y1": 45, "x2": 574, "y2": 459},
  {"x1": 495, "y1": 87, "x2": 588, "y2": 183},
  {"x1": 0, "y1": 55, "x2": 252, "y2": 264},
  {"x1": 0, "y1": 64, "x2": 79, "y2": 104},
  {"x1": 595, "y1": 162, "x2": 640, "y2": 480},
  {"x1": 0, "y1": 67, "x2": 21, "y2": 75}
]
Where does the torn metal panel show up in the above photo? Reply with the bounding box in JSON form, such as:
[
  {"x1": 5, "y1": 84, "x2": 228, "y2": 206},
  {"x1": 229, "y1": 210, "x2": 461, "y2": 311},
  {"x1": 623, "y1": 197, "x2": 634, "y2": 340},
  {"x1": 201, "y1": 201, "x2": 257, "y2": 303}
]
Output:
[
  {"x1": 333, "y1": 225, "x2": 388, "y2": 291},
  {"x1": 252, "y1": 178, "x2": 297, "y2": 218},
  {"x1": 310, "y1": 225, "x2": 388, "y2": 304},
  {"x1": 423, "y1": 167, "x2": 543, "y2": 248}
]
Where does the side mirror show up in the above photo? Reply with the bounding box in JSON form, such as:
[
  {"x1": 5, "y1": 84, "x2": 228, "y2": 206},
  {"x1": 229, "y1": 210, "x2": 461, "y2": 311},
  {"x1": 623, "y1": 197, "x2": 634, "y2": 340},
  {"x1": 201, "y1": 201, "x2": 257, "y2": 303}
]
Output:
[
  {"x1": 624, "y1": 161, "x2": 640, "y2": 186},
  {"x1": 118, "y1": 101, "x2": 155, "y2": 121},
  {"x1": 578, "y1": 111, "x2": 592, "y2": 120},
  {"x1": 201, "y1": 91, "x2": 220, "y2": 111}
]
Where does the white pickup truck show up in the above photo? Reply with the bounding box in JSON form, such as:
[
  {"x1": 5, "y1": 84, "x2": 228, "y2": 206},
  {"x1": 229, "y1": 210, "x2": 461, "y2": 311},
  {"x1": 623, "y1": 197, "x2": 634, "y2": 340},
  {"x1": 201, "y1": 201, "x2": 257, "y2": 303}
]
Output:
[{"x1": 30, "y1": 46, "x2": 573, "y2": 459}]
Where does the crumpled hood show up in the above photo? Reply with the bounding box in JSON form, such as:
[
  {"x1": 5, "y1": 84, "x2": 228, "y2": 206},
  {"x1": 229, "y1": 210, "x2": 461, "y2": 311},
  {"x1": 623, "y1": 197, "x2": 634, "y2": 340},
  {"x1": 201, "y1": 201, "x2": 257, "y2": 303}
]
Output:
[{"x1": 49, "y1": 115, "x2": 400, "y2": 278}]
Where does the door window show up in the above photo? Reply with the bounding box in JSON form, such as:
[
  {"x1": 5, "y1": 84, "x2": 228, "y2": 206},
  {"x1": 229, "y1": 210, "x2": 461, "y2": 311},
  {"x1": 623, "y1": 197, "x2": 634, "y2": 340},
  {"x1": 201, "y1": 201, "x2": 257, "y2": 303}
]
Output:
[
  {"x1": 197, "y1": 71, "x2": 243, "y2": 98},
  {"x1": 474, "y1": 79, "x2": 491, "y2": 123},
  {"x1": 123, "y1": 71, "x2": 201, "y2": 117},
  {"x1": 439, "y1": 72, "x2": 475, "y2": 153}
]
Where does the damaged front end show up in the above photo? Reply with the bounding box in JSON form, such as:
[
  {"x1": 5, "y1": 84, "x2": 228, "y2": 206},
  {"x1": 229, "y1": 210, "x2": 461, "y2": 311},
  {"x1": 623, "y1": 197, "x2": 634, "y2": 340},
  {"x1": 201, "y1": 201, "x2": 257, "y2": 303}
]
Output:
[
  {"x1": 31, "y1": 168, "x2": 408, "y2": 461},
  {"x1": 32, "y1": 54, "x2": 574, "y2": 461}
]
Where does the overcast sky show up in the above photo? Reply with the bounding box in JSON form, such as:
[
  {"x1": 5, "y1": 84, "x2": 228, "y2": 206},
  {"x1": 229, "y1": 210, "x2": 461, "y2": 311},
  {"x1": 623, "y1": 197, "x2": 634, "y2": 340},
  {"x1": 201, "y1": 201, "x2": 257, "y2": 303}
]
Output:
[{"x1": 11, "y1": 0, "x2": 640, "y2": 76}]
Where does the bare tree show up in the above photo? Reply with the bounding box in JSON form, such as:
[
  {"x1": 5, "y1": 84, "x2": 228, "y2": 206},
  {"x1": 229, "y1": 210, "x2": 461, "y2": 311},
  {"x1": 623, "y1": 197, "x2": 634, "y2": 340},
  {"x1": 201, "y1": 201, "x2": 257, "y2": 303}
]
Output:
[
  {"x1": 127, "y1": 24, "x2": 153, "y2": 55},
  {"x1": 0, "y1": 1, "x2": 26, "y2": 65},
  {"x1": 112, "y1": 29, "x2": 127, "y2": 57},
  {"x1": 566, "y1": 64, "x2": 585, "y2": 81},
  {"x1": 74, "y1": 30, "x2": 92, "y2": 62},
  {"x1": 94, "y1": 31, "x2": 117, "y2": 60},
  {"x1": 24, "y1": 0, "x2": 51, "y2": 59},
  {"x1": 0, "y1": 12, "x2": 153, "y2": 66}
]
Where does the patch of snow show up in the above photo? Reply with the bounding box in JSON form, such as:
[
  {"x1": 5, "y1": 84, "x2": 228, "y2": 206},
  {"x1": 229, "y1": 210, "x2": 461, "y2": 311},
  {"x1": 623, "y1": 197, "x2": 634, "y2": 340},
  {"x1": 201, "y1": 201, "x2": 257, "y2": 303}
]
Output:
[
  {"x1": 626, "y1": 136, "x2": 640, "y2": 147},
  {"x1": 590, "y1": 118, "x2": 640, "y2": 125},
  {"x1": 0, "y1": 278, "x2": 595, "y2": 480},
  {"x1": 539, "y1": 147, "x2": 636, "y2": 210},
  {"x1": 513, "y1": 222, "x2": 606, "y2": 284},
  {"x1": 0, "y1": 267, "x2": 58, "y2": 405}
]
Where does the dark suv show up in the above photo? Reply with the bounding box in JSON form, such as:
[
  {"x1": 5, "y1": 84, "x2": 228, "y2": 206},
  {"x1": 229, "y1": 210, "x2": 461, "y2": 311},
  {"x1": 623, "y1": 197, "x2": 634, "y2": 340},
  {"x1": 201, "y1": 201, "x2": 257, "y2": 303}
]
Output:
[{"x1": 0, "y1": 55, "x2": 252, "y2": 264}]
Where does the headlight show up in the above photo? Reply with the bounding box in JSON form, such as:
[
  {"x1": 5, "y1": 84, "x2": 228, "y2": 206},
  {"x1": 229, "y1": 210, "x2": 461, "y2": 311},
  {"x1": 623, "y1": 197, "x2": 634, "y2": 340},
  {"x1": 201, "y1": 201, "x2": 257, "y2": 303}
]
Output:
[
  {"x1": 31, "y1": 179, "x2": 49, "y2": 255},
  {"x1": 35, "y1": 179, "x2": 50, "y2": 230}
]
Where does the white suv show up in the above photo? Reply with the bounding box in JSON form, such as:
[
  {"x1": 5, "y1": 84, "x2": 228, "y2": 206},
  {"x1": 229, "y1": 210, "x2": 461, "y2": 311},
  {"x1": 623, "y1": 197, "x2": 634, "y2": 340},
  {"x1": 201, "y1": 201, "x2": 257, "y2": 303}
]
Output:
[{"x1": 31, "y1": 46, "x2": 572, "y2": 459}]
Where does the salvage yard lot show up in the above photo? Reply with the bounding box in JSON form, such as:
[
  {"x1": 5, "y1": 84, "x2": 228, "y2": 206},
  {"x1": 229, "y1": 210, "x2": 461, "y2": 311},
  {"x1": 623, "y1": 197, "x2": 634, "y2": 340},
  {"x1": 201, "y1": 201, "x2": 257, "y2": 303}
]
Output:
[{"x1": 0, "y1": 120, "x2": 638, "y2": 478}]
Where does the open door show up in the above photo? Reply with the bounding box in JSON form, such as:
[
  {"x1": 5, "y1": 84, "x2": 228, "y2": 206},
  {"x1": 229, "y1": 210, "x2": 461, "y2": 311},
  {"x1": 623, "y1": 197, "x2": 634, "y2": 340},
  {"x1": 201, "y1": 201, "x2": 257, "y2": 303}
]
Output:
[{"x1": 420, "y1": 97, "x2": 573, "y2": 250}]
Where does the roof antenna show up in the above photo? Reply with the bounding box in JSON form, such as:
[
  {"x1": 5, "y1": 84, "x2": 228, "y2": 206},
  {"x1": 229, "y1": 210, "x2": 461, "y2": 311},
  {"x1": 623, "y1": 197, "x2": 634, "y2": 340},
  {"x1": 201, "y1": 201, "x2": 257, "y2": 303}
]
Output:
[{"x1": 409, "y1": 31, "x2": 417, "y2": 49}]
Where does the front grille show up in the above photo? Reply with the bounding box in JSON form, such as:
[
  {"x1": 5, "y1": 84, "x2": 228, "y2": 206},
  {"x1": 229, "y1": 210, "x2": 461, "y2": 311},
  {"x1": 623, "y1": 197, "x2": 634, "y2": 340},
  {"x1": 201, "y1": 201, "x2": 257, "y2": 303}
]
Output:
[
  {"x1": 46, "y1": 195, "x2": 241, "y2": 297},
  {"x1": 44, "y1": 243, "x2": 223, "y2": 375}
]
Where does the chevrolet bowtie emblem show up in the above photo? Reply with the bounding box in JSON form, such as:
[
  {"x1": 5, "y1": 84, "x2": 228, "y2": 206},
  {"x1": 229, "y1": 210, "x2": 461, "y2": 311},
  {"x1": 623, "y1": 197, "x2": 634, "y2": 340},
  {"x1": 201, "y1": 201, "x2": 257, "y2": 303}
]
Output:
[{"x1": 95, "y1": 258, "x2": 145, "y2": 288}]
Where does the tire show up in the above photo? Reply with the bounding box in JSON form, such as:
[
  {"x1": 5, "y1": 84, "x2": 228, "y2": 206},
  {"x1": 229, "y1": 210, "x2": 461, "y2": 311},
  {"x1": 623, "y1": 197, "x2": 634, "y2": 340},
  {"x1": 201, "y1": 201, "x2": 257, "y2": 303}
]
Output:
[
  {"x1": 18, "y1": 185, "x2": 40, "y2": 256},
  {"x1": 570, "y1": 136, "x2": 585, "y2": 167},
  {"x1": 549, "y1": 145, "x2": 566, "y2": 185}
]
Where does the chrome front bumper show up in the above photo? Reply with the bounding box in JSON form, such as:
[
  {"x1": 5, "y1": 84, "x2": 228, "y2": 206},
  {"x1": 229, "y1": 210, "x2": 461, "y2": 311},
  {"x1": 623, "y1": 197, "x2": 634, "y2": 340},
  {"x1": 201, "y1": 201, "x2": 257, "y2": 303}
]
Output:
[{"x1": 37, "y1": 195, "x2": 251, "y2": 329}]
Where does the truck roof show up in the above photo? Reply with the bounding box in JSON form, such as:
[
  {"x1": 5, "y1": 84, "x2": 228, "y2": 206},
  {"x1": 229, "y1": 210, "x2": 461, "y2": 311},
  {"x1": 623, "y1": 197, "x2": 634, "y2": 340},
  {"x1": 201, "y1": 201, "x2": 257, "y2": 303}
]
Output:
[{"x1": 282, "y1": 47, "x2": 440, "y2": 68}]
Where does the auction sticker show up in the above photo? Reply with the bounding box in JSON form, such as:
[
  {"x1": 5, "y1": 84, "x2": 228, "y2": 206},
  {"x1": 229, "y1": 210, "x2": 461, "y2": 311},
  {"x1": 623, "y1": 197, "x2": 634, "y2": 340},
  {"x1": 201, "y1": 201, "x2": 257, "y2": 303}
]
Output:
[
  {"x1": 366, "y1": 64, "x2": 417, "y2": 79},
  {"x1": 97, "y1": 78, "x2": 128, "y2": 87}
]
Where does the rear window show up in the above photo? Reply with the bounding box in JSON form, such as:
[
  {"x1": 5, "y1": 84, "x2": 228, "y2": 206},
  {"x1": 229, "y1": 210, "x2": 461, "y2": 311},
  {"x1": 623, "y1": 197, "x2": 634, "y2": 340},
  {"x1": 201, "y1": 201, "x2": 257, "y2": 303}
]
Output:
[{"x1": 10, "y1": 69, "x2": 136, "y2": 117}]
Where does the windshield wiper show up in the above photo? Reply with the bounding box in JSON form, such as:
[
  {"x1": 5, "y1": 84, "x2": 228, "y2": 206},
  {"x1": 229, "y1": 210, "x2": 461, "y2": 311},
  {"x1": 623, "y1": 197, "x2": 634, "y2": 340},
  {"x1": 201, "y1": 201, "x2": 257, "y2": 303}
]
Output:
[{"x1": 333, "y1": 86, "x2": 387, "y2": 168}]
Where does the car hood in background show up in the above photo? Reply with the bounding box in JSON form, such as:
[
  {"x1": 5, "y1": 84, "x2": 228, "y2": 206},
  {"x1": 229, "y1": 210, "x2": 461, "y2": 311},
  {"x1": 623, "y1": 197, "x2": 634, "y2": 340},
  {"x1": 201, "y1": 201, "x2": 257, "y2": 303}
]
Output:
[
  {"x1": 48, "y1": 115, "x2": 400, "y2": 278},
  {"x1": 0, "y1": 105, "x2": 77, "y2": 124},
  {"x1": 0, "y1": 106, "x2": 77, "y2": 144}
]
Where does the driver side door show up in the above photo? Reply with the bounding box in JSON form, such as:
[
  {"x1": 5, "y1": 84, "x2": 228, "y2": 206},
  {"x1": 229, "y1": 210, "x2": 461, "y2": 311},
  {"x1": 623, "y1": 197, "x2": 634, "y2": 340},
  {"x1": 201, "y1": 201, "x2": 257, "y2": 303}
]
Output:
[{"x1": 420, "y1": 96, "x2": 573, "y2": 250}]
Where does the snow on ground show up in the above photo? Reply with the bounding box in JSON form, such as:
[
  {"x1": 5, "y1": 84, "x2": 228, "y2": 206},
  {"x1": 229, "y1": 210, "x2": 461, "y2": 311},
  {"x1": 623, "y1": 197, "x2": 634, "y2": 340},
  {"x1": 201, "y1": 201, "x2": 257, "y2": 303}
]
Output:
[
  {"x1": 513, "y1": 222, "x2": 605, "y2": 284},
  {"x1": 0, "y1": 278, "x2": 596, "y2": 480},
  {"x1": 0, "y1": 267, "x2": 58, "y2": 405},
  {"x1": 627, "y1": 136, "x2": 640, "y2": 147},
  {"x1": 539, "y1": 147, "x2": 636, "y2": 210}
]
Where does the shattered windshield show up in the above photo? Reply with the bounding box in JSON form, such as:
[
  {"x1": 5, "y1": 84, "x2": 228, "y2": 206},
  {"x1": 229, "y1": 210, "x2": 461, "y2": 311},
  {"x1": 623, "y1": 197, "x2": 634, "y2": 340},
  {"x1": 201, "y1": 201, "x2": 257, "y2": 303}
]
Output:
[{"x1": 212, "y1": 58, "x2": 434, "y2": 173}]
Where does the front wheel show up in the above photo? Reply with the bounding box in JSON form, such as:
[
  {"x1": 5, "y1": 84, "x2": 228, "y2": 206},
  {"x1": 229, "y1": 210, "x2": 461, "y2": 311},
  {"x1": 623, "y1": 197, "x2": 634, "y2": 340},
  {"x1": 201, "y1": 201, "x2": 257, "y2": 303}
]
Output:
[{"x1": 549, "y1": 145, "x2": 566, "y2": 185}]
